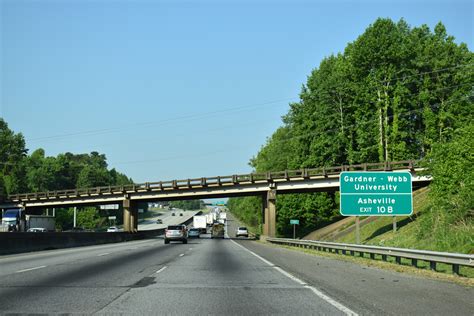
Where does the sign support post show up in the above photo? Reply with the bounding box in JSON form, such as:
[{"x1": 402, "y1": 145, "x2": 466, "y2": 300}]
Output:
[
  {"x1": 290, "y1": 219, "x2": 299, "y2": 239},
  {"x1": 355, "y1": 217, "x2": 360, "y2": 244}
]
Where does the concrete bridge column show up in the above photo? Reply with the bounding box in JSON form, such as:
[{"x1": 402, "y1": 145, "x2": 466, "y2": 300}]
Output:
[
  {"x1": 123, "y1": 197, "x2": 138, "y2": 233},
  {"x1": 262, "y1": 189, "x2": 276, "y2": 239}
]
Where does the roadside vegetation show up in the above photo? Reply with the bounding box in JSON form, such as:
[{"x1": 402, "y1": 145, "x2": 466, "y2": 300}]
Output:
[
  {"x1": 0, "y1": 119, "x2": 136, "y2": 230},
  {"x1": 228, "y1": 17, "x2": 473, "y2": 253}
]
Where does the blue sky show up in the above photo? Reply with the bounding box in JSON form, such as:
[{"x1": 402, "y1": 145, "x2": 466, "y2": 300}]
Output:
[{"x1": 1, "y1": 0, "x2": 472, "y2": 183}]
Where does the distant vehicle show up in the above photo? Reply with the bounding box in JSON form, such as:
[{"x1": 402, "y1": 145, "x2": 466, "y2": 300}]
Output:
[
  {"x1": 219, "y1": 212, "x2": 227, "y2": 222},
  {"x1": 27, "y1": 228, "x2": 47, "y2": 232},
  {"x1": 171, "y1": 212, "x2": 176, "y2": 216},
  {"x1": 156, "y1": 219, "x2": 163, "y2": 224},
  {"x1": 26, "y1": 215, "x2": 55, "y2": 232},
  {"x1": 1, "y1": 210, "x2": 55, "y2": 232},
  {"x1": 1, "y1": 208, "x2": 24, "y2": 231},
  {"x1": 206, "y1": 213, "x2": 213, "y2": 226},
  {"x1": 179, "y1": 212, "x2": 183, "y2": 216},
  {"x1": 165, "y1": 225, "x2": 188, "y2": 244},
  {"x1": 211, "y1": 223, "x2": 225, "y2": 239},
  {"x1": 107, "y1": 226, "x2": 119, "y2": 232},
  {"x1": 193, "y1": 215, "x2": 207, "y2": 233},
  {"x1": 236, "y1": 227, "x2": 249, "y2": 238},
  {"x1": 188, "y1": 228, "x2": 200, "y2": 238}
]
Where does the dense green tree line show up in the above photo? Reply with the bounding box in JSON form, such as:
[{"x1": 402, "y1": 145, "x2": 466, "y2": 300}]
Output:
[
  {"x1": 169, "y1": 200, "x2": 205, "y2": 210},
  {"x1": 229, "y1": 18, "x2": 473, "y2": 237},
  {"x1": 0, "y1": 118, "x2": 134, "y2": 229},
  {"x1": 0, "y1": 119, "x2": 132, "y2": 197}
]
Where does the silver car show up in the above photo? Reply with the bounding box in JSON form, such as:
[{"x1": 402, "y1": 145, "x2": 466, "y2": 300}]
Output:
[{"x1": 165, "y1": 225, "x2": 188, "y2": 244}]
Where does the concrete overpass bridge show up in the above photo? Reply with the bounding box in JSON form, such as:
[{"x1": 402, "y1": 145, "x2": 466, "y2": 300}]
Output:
[{"x1": 1, "y1": 160, "x2": 431, "y2": 237}]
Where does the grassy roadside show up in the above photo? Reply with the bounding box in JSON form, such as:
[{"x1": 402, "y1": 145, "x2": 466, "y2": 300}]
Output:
[{"x1": 260, "y1": 241, "x2": 474, "y2": 287}]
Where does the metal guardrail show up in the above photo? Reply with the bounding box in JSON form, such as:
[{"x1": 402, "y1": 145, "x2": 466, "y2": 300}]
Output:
[
  {"x1": 267, "y1": 238, "x2": 474, "y2": 275},
  {"x1": 7, "y1": 160, "x2": 420, "y2": 202}
]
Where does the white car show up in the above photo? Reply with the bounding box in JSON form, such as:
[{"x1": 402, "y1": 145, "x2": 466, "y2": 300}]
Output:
[
  {"x1": 107, "y1": 226, "x2": 119, "y2": 232},
  {"x1": 27, "y1": 228, "x2": 47, "y2": 232},
  {"x1": 236, "y1": 227, "x2": 249, "y2": 238}
]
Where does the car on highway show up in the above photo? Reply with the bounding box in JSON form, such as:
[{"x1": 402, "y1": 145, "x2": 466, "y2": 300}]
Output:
[
  {"x1": 156, "y1": 219, "x2": 163, "y2": 224},
  {"x1": 236, "y1": 227, "x2": 249, "y2": 238},
  {"x1": 179, "y1": 212, "x2": 183, "y2": 216},
  {"x1": 188, "y1": 228, "x2": 200, "y2": 238},
  {"x1": 171, "y1": 212, "x2": 176, "y2": 216},
  {"x1": 27, "y1": 227, "x2": 47, "y2": 232},
  {"x1": 107, "y1": 226, "x2": 119, "y2": 232},
  {"x1": 164, "y1": 225, "x2": 188, "y2": 244}
]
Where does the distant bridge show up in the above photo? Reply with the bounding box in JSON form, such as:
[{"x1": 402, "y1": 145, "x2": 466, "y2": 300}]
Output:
[{"x1": 1, "y1": 160, "x2": 431, "y2": 237}]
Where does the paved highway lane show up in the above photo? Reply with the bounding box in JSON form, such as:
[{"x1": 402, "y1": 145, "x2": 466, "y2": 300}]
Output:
[
  {"x1": 0, "y1": 236, "x2": 350, "y2": 315},
  {"x1": 1, "y1": 218, "x2": 472, "y2": 315}
]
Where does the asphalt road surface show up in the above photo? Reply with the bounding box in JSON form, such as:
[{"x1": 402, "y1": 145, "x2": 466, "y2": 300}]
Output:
[{"x1": 0, "y1": 215, "x2": 472, "y2": 315}]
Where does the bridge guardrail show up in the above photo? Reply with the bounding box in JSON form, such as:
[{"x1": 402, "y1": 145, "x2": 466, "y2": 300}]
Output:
[
  {"x1": 266, "y1": 237, "x2": 473, "y2": 275},
  {"x1": 7, "y1": 160, "x2": 422, "y2": 203}
]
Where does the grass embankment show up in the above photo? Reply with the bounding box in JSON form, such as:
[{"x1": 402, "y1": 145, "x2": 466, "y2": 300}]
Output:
[{"x1": 334, "y1": 187, "x2": 473, "y2": 277}]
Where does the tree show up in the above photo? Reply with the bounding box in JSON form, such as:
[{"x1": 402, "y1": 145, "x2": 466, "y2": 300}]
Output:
[{"x1": 0, "y1": 118, "x2": 28, "y2": 195}]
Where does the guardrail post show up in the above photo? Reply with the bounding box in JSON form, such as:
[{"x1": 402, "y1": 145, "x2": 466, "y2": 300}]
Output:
[
  {"x1": 370, "y1": 253, "x2": 375, "y2": 260},
  {"x1": 145, "y1": 182, "x2": 150, "y2": 191},
  {"x1": 201, "y1": 178, "x2": 207, "y2": 187},
  {"x1": 382, "y1": 254, "x2": 387, "y2": 261},
  {"x1": 452, "y1": 264, "x2": 460, "y2": 275},
  {"x1": 430, "y1": 261, "x2": 436, "y2": 271},
  {"x1": 411, "y1": 259, "x2": 417, "y2": 267},
  {"x1": 395, "y1": 257, "x2": 401, "y2": 264},
  {"x1": 249, "y1": 174, "x2": 253, "y2": 183},
  {"x1": 232, "y1": 175, "x2": 238, "y2": 184}
]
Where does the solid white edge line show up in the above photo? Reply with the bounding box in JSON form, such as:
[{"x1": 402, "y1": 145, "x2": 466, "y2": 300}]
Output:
[
  {"x1": 16, "y1": 265, "x2": 47, "y2": 273},
  {"x1": 305, "y1": 285, "x2": 358, "y2": 316},
  {"x1": 179, "y1": 253, "x2": 185, "y2": 257},
  {"x1": 155, "y1": 266, "x2": 167, "y2": 274},
  {"x1": 97, "y1": 253, "x2": 110, "y2": 256},
  {"x1": 229, "y1": 239, "x2": 358, "y2": 316}
]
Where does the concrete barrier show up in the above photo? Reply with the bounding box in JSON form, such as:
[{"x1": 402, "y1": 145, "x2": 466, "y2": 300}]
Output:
[{"x1": 0, "y1": 229, "x2": 164, "y2": 255}]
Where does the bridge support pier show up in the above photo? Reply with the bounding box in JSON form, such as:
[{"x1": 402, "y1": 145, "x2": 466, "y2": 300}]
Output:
[
  {"x1": 123, "y1": 197, "x2": 138, "y2": 233},
  {"x1": 262, "y1": 190, "x2": 276, "y2": 239}
]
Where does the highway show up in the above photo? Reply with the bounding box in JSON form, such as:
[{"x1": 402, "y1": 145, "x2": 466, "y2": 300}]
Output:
[
  {"x1": 137, "y1": 208, "x2": 200, "y2": 231},
  {"x1": 0, "y1": 215, "x2": 472, "y2": 314}
]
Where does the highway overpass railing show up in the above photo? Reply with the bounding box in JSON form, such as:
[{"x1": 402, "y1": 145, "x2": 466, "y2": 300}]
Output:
[
  {"x1": 266, "y1": 238, "x2": 474, "y2": 276},
  {"x1": 7, "y1": 160, "x2": 421, "y2": 202}
]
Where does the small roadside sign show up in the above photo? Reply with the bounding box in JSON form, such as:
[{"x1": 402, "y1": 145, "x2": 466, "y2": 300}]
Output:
[
  {"x1": 290, "y1": 219, "x2": 299, "y2": 225},
  {"x1": 340, "y1": 171, "x2": 413, "y2": 216},
  {"x1": 108, "y1": 216, "x2": 116, "y2": 220}
]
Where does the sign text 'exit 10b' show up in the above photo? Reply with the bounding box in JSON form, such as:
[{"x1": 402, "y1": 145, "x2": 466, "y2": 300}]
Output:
[{"x1": 339, "y1": 172, "x2": 413, "y2": 216}]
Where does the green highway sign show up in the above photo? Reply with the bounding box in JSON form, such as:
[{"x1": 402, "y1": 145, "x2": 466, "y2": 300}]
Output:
[
  {"x1": 340, "y1": 171, "x2": 413, "y2": 216},
  {"x1": 290, "y1": 219, "x2": 299, "y2": 225}
]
